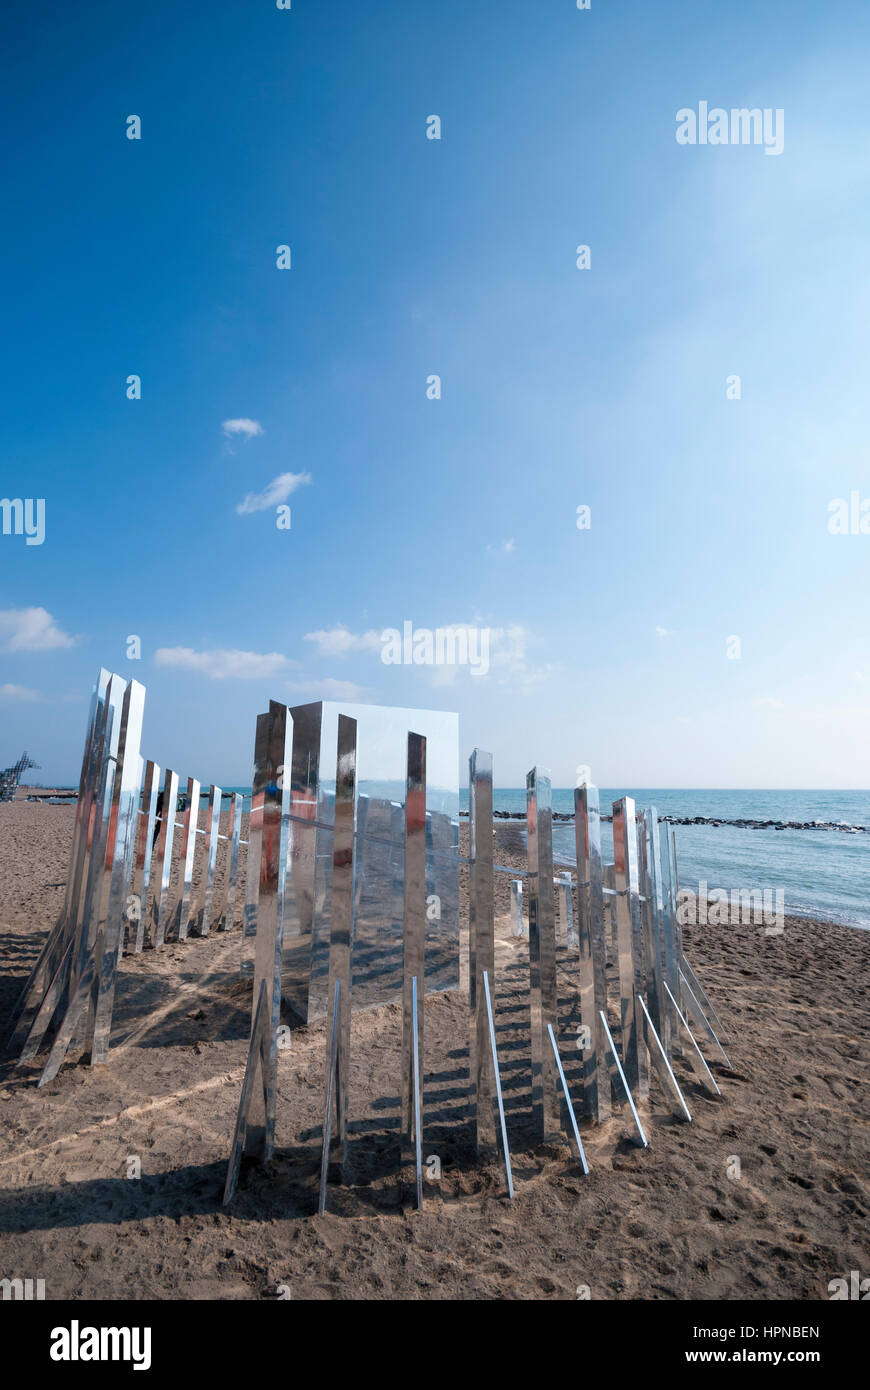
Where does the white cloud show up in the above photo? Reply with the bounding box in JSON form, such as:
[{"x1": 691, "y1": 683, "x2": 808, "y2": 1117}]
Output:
[
  {"x1": 0, "y1": 683, "x2": 42, "y2": 701},
  {"x1": 287, "y1": 678, "x2": 370, "y2": 703},
  {"x1": 303, "y1": 626, "x2": 383, "y2": 658},
  {"x1": 754, "y1": 696, "x2": 785, "y2": 710},
  {"x1": 0, "y1": 607, "x2": 77, "y2": 652},
  {"x1": 221, "y1": 418, "x2": 263, "y2": 441},
  {"x1": 154, "y1": 647, "x2": 294, "y2": 680},
  {"x1": 487, "y1": 538, "x2": 517, "y2": 555},
  {"x1": 655, "y1": 626, "x2": 674, "y2": 638},
  {"x1": 236, "y1": 471, "x2": 311, "y2": 515}
]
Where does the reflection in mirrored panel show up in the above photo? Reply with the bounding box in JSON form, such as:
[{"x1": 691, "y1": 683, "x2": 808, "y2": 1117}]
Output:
[{"x1": 280, "y1": 701, "x2": 459, "y2": 1023}]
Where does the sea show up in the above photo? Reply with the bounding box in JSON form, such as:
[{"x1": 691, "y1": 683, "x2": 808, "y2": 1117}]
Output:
[
  {"x1": 207, "y1": 786, "x2": 870, "y2": 932},
  {"x1": 471, "y1": 788, "x2": 870, "y2": 933}
]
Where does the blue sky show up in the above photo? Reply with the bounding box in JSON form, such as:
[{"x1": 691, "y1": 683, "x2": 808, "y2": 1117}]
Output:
[{"x1": 2, "y1": 0, "x2": 870, "y2": 788}]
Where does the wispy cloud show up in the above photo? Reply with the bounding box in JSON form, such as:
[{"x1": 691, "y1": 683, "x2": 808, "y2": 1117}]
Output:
[
  {"x1": 655, "y1": 626, "x2": 674, "y2": 638},
  {"x1": 0, "y1": 607, "x2": 77, "y2": 652},
  {"x1": 236, "y1": 471, "x2": 311, "y2": 516},
  {"x1": 154, "y1": 647, "x2": 296, "y2": 680},
  {"x1": 754, "y1": 696, "x2": 785, "y2": 710},
  {"x1": 487, "y1": 538, "x2": 517, "y2": 555},
  {"x1": 0, "y1": 683, "x2": 43, "y2": 701},
  {"x1": 303, "y1": 626, "x2": 383, "y2": 658},
  {"x1": 221, "y1": 417, "x2": 263, "y2": 441},
  {"x1": 287, "y1": 678, "x2": 369, "y2": 703}
]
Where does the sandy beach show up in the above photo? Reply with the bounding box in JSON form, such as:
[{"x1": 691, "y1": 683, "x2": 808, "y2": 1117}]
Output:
[{"x1": 0, "y1": 798, "x2": 867, "y2": 1301}]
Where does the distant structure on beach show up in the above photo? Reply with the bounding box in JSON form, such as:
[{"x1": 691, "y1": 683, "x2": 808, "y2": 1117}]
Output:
[{"x1": 0, "y1": 752, "x2": 39, "y2": 803}]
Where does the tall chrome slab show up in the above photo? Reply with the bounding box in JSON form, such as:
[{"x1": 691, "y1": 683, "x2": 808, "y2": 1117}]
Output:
[
  {"x1": 573, "y1": 784, "x2": 610, "y2": 1123},
  {"x1": 612, "y1": 797, "x2": 649, "y2": 1100},
  {"x1": 636, "y1": 810, "x2": 663, "y2": 1043},
  {"x1": 177, "y1": 778, "x2": 201, "y2": 940},
  {"x1": 247, "y1": 703, "x2": 292, "y2": 1161},
  {"x1": 222, "y1": 792, "x2": 244, "y2": 931},
  {"x1": 643, "y1": 808, "x2": 670, "y2": 1056},
  {"x1": 9, "y1": 669, "x2": 111, "y2": 1050},
  {"x1": 151, "y1": 769, "x2": 180, "y2": 948},
  {"x1": 401, "y1": 732, "x2": 427, "y2": 1170},
  {"x1": 468, "y1": 748, "x2": 496, "y2": 1152},
  {"x1": 132, "y1": 760, "x2": 160, "y2": 953},
  {"x1": 527, "y1": 767, "x2": 559, "y2": 1143},
  {"x1": 242, "y1": 718, "x2": 269, "y2": 970},
  {"x1": 199, "y1": 784, "x2": 223, "y2": 936},
  {"x1": 322, "y1": 714, "x2": 356, "y2": 1188},
  {"x1": 88, "y1": 679, "x2": 146, "y2": 1065}
]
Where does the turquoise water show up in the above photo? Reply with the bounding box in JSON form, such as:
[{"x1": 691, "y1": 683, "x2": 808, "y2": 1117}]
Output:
[{"x1": 215, "y1": 786, "x2": 870, "y2": 931}]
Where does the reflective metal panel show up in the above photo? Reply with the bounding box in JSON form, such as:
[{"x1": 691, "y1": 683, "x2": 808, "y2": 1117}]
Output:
[
  {"x1": 322, "y1": 714, "x2": 356, "y2": 1185},
  {"x1": 132, "y1": 760, "x2": 160, "y2": 953},
  {"x1": 573, "y1": 784, "x2": 610, "y2": 1123},
  {"x1": 199, "y1": 784, "x2": 223, "y2": 936},
  {"x1": 152, "y1": 769, "x2": 180, "y2": 948},
  {"x1": 611, "y1": 797, "x2": 648, "y2": 1099},
  {"x1": 9, "y1": 670, "x2": 111, "y2": 1051},
  {"x1": 89, "y1": 679, "x2": 146, "y2": 1065},
  {"x1": 248, "y1": 703, "x2": 292, "y2": 1161},
  {"x1": 222, "y1": 792, "x2": 244, "y2": 931},
  {"x1": 177, "y1": 777, "x2": 201, "y2": 941},
  {"x1": 468, "y1": 748, "x2": 495, "y2": 1152},
  {"x1": 527, "y1": 767, "x2": 559, "y2": 1143},
  {"x1": 242, "y1": 715, "x2": 269, "y2": 973},
  {"x1": 401, "y1": 732, "x2": 426, "y2": 1171}
]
